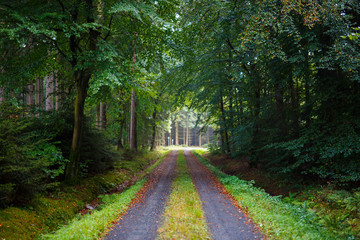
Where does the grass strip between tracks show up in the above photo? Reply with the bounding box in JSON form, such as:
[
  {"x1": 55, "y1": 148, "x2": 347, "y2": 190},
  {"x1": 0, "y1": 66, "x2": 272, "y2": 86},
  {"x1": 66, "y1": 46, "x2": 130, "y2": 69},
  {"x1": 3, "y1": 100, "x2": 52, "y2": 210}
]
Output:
[
  {"x1": 192, "y1": 150, "x2": 346, "y2": 240},
  {"x1": 41, "y1": 151, "x2": 170, "y2": 240},
  {"x1": 157, "y1": 150, "x2": 210, "y2": 240}
]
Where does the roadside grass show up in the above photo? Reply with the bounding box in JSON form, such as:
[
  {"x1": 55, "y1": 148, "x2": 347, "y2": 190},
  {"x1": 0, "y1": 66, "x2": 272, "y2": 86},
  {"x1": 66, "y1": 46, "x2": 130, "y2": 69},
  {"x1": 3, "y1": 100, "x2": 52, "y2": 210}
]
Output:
[
  {"x1": 41, "y1": 150, "x2": 170, "y2": 240},
  {"x1": 157, "y1": 150, "x2": 210, "y2": 240},
  {"x1": 192, "y1": 150, "x2": 357, "y2": 240},
  {"x1": 42, "y1": 179, "x2": 145, "y2": 240},
  {"x1": 0, "y1": 150, "x2": 169, "y2": 240}
]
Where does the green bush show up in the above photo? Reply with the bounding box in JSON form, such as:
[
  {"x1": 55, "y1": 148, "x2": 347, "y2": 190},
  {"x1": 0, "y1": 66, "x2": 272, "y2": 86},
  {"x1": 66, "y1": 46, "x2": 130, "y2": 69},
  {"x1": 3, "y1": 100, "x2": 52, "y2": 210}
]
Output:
[
  {"x1": 0, "y1": 103, "x2": 66, "y2": 206},
  {"x1": 268, "y1": 121, "x2": 360, "y2": 184}
]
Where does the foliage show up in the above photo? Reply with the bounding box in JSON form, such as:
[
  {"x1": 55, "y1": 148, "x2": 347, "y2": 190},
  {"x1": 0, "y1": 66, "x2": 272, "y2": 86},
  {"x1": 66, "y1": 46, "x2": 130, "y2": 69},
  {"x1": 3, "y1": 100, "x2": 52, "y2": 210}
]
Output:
[
  {"x1": 0, "y1": 103, "x2": 66, "y2": 206},
  {"x1": 293, "y1": 187, "x2": 360, "y2": 238},
  {"x1": 169, "y1": 0, "x2": 360, "y2": 185}
]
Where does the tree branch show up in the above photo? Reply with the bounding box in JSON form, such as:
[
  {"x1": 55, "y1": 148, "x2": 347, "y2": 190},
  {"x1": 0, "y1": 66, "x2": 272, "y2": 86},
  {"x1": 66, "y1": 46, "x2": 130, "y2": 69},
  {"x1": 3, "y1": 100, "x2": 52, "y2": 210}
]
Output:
[
  {"x1": 104, "y1": 14, "x2": 114, "y2": 40},
  {"x1": 42, "y1": 34, "x2": 70, "y2": 63}
]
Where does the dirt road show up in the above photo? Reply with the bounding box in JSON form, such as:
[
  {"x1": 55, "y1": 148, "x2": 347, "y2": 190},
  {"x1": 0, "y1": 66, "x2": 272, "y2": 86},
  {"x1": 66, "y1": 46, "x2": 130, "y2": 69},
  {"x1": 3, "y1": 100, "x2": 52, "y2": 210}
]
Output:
[
  {"x1": 104, "y1": 151, "x2": 178, "y2": 240},
  {"x1": 184, "y1": 150, "x2": 264, "y2": 240},
  {"x1": 105, "y1": 149, "x2": 264, "y2": 239}
]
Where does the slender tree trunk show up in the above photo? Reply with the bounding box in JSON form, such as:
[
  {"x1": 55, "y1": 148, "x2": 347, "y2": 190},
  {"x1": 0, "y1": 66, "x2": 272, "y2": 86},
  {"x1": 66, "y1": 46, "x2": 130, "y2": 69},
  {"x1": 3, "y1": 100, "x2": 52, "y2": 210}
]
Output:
[
  {"x1": 134, "y1": 101, "x2": 138, "y2": 150},
  {"x1": 35, "y1": 78, "x2": 43, "y2": 111},
  {"x1": 26, "y1": 84, "x2": 34, "y2": 113},
  {"x1": 96, "y1": 103, "x2": 100, "y2": 128},
  {"x1": 99, "y1": 102, "x2": 107, "y2": 129},
  {"x1": 117, "y1": 108, "x2": 126, "y2": 150},
  {"x1": 150, "y1": 104, "x2": 157, "y2": 151},
  {"x1": 186, "y1": 114, "x2": 189, "y2": 146},
  {"x1": 45, "y1": 72, "x2": 54, "y2": 111},
  {"x1": 55, "y1": 77, "x2": 61, "y2": 110},
  {"x1": 206, "y1": 128, "x2": 210, "y2": 145},
  {"x1": 199, "y1": 132, "x2": 202, "y2": 147},
  {"x1": 0, "y1": 87, "x2": 5, "y2": 102},
  {"x1": 289, "y1": 75, "x2": 299, "y2": 137},
  {"x1": 129, "y1": 89, "x2": 136, "y2": 149},
  {"x1": 220, "y1": 91, "x2": 230, "y2": 153},
  {"x1": 175, "y1": 120, "x2": 179, "y2": 145}
]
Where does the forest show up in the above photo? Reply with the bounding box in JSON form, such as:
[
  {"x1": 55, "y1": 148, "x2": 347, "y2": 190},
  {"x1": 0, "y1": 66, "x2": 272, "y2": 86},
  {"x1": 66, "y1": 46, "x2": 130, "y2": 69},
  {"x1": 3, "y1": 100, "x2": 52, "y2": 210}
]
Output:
[{"x1": 1, "y1": 0, "x2": 360, "y2": 239}]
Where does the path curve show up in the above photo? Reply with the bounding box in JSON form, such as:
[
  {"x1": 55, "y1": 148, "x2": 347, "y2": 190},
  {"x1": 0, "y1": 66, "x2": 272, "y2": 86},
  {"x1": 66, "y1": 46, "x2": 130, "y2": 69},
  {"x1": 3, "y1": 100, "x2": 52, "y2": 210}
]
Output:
[
  {"x1": 104, "y1": 150, "x2": 178, "y2": 240},
  {"x1": 184, "y1": 150, "x2": 265, "y2": 240}
]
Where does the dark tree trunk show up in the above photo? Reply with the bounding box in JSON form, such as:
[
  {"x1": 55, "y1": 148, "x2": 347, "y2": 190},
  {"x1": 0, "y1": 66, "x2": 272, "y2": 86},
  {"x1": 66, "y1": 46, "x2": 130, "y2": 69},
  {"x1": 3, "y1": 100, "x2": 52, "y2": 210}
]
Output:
[
  {"x1": 129, "y1": 89, "x2": 136, "y2": 150},
  {"x1": 219, "y1": 91, "x2": 230, "y2": 153},
  {"x1": 65, "y1": 0, "x2": 99, "y2": 184},
  {"x1": 65, "y1": 71, "x2": 90, "y2": 184},
  {"x1": 150, "y1": 104, "x2": 157, "y2": 151}
]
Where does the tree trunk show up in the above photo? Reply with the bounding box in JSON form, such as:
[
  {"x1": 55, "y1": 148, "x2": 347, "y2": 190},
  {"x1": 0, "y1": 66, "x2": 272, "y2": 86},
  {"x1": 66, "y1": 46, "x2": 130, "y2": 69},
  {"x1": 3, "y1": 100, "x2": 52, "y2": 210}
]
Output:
[
  {"x1": 220, "y1": 91, "x2": 230, "y2": 153},
  {"x1": 96, "y1": 103, "x2": 100, "y2": 128},
  {"x1": 289, "y1": 76, "x2": 299, "y2": 137},
  {"x1": 26, "y1": 84, "x2": 34, "y2": 109},
  {"x1": 117, "y1": 110, "x2": 126, "y2": 150},
  {"x1": 65, "y1": 72, "x2": 90, "y2": 184},
  {"x1": 99, "y1": 102, "x2": 107, "y2": 129},
  {"x1": 175, "y1": 120, "x2": 179, "y2": 145},
  {"x1": 129, "y1": 89, "x2": 136, "y2": 149},
  {"x1": 65, "y1": 0, "x2": 99, "y2": 184},
  {"x1": 150, "y1": 105, "x2": 157, "y2": 151},
  {"x1": 45, "y1": 72, "x2": 54, "y2": 111},
  {"x1": 206, "y1": 128, "x2": 210, "y2": 145},
  {"x1": 55, "y1": 76, "x2": 61, "y2": 110},
  {"x1": 35, "y1": 78, "x2": 43, "y2": 111},
  {"x1": 199, "y1": 132, "x2": 202, "y2": 147},
  {"x1": 185, "y1": 114, "x2": 189, "y2": 146},
  {"x1": 0, "y1": 87, "x2": 5, "y2": 102}
]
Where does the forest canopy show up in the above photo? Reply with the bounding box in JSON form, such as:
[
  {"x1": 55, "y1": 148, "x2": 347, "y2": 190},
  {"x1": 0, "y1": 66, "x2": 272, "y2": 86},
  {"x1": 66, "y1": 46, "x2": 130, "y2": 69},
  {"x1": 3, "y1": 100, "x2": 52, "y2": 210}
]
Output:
[{"x1": 1, "y1": 0, "x2": 360, "y2": 206}]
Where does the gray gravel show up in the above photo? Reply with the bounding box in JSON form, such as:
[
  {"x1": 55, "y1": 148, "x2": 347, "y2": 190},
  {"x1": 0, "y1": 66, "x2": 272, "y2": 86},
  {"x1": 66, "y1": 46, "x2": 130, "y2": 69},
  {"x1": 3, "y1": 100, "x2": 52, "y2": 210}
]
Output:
[
  {"x1": 184, "y1": 150, "x2": 265, "y2": 240},
  {"x1": 104, "y1": 150, "x2": 178, "y2": 240}
]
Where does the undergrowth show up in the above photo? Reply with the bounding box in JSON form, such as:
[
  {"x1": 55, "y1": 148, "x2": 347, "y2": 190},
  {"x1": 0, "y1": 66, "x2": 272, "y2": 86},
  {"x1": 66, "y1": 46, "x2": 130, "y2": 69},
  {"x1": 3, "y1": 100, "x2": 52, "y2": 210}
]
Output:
[
  {"x1": 192, "y1": 150, "x2": 357, "y2": 240},
  {"x1": 0, "y1": 150, "x2": 168, "y2": 240},
  {"x1": 157, "y1": 150, "x2": 210, "y2": 240}
]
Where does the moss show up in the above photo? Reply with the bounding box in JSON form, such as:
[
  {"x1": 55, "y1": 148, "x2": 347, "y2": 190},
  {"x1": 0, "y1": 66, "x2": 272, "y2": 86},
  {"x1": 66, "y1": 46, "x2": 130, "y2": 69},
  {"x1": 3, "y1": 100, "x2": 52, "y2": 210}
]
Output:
[{"x1": 0, "y1": 150, "x2": 165, "y2": 240}]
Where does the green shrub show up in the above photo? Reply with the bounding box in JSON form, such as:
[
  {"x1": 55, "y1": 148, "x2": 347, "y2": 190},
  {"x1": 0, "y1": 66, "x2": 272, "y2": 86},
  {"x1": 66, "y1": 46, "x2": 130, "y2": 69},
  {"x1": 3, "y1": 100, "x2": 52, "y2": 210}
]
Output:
[{"x1": 0, "y1": 103, "x2": 66, "y2": 206}]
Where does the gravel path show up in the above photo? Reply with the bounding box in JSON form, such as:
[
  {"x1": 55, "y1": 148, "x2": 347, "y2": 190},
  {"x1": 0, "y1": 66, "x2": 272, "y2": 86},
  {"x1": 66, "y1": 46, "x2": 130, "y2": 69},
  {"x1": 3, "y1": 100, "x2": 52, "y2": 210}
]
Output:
[
  {"x1": 104, "y1": 150, "x2": 178, "y2": 240},
  {"x1": 184, "y1": 150, "x2": 265, "y2": 240}
]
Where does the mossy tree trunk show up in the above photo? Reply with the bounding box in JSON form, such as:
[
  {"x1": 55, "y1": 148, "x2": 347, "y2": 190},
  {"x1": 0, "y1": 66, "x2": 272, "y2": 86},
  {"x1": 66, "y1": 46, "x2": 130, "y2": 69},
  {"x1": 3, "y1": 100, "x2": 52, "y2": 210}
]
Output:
[{"x1": 65, "y1": 71, "x2": 91, "y2": 184}]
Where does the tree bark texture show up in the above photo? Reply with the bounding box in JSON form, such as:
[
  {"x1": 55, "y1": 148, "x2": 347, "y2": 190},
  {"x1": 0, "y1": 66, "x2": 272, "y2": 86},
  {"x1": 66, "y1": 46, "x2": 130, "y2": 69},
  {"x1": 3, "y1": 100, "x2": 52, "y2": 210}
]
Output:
[
  {"x1": 175, "y1": 120, "x2": 179, "y2": 145},
  {"x1": 150, "y1": 106, "x2": 157, "y2": 151},
  {"x1": 129, "y1": 89, "x2": 136, "y2": 149},
  {"x1": 45, "y1": 73, "x2": 54, "y2": 111},
  {"x1": 35, "y1": 78, "x2": 43, "y2": 110},
  {"x1": 65, "y1": 71, "x2": 90, "y2": 184}
]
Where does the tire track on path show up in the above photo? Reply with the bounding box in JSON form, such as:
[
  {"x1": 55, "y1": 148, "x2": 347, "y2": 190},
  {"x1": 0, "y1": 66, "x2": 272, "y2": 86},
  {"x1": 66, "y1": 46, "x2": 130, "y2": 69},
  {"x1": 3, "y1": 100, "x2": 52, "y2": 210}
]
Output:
[
  {"x1": 185, "y1": 150, "x2": 265, "y2": 240},
  {"x1": 104, "y1": 150, "x2": 178, "y2": 240}
]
